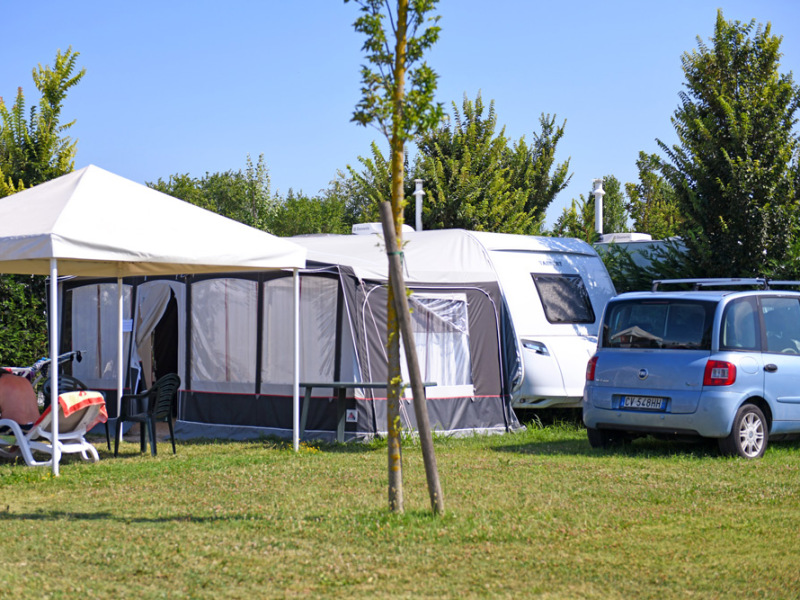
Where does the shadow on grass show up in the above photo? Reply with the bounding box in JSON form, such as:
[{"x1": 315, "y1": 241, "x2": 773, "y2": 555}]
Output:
[
  {"x1": 0, "y1": 506, "x2": 443, "y2": 526},
  {"x1": 0, "y1": 509, "x2": 273, "y2": 524},
  {"x1": 105, "y1": 434, "x2": 386, "y2": 457},
  {"x1": 494, "y1": 433, "x2": 800, "y2": 460}
]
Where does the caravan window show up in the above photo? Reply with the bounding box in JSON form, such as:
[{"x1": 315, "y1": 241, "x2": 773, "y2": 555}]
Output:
[
  {"x1": 401, "y1": 293, "x2": 473, "y2": 396},
  {"x1": 532, "y1": 274, "x2": 595, "y2": 324}
]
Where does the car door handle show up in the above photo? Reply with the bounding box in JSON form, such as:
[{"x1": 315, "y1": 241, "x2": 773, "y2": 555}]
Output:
[{"x1": 765, "y1": 364, "x2": 778, "y2": 372}]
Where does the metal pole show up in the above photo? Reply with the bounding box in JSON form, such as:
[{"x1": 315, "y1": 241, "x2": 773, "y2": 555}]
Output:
[
  {"x1": 413, "y1": 179, "x2": 425, "y2": 232},
  {"x1": 292, "y1": 268, "x2": 300, "y2": 452},
  {"x1": 117, "y1": 277, "x2": 124, "y2": 425},
  {"x1": 49, "y1": 260, "x2": 60, "y2": 476},
  {"x1": 592, "y1": 178, "x2": 605, "y2": 235}
]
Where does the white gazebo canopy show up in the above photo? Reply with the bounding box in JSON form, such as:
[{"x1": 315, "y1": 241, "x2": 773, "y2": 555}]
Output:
[{"x1": 0, "y1": 165, "x2": 307, "y2": 473}]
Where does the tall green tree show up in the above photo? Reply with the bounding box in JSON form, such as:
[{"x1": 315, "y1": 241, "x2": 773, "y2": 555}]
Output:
[
  {"x1": 413, "y1": 94, "x2": 570, "y2": 233},
  {"x1": 0, "y1": 47, "x2": 85, "y2": 196},
  {"x1": 0, "y1": 48, "x2": 85, "y2": 368},
  {"x1": 657, "y1": 10, "x2": 800, "y2": 278},
  {"x1": 148, "y1": 154, "x2": 276, "y2": 231},
  {"x1": 624, "y1": 151, "x2": 683, "y2": 239},
  {"x1": 348, "y1": 0, "x2": 444, "y2": 515},
  {"x1": 506, "y1": 112, "x2": 571, "y2": 226},
  {"x1": 414, "y1": 94, "x2": 533, "y2": 232}
]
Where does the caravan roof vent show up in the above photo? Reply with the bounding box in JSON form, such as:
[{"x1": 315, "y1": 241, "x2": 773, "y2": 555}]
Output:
[{"x1": 352, "y1": 222, "x2": 415, "y2": 235}]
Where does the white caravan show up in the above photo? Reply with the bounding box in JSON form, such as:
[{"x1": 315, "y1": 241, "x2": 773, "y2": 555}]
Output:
[{"x1": 470, "y1": 232, "x2": 616, "y2": 408}]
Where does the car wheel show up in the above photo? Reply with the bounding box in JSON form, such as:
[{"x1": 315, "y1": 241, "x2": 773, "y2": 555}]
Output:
[
  {"x1": 587, "y1": 427, "x2": 627, "y2": 449},
  {"x1": 719, "y1": 404, "x2": 768, "y2": 459}
]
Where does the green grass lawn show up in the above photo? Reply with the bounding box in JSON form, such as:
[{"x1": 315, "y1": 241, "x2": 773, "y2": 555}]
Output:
[{"x1": 2, "y1": 419, "x2": 799, "y2": 599}]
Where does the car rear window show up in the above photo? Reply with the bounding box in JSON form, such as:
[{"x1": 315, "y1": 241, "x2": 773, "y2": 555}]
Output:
[
  {"x1": 532, "y1": 274, "x2": 595, "y2": 324},
  {"x1": 602, "y1": 299, "x2": 716, "y2": 350}
]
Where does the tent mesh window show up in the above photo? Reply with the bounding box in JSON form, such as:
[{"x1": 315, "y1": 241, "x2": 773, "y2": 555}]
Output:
[
  {"x1": 70, "y1": 283, "x2": 133, "y2": 387},
  {"x1": 532, "y1": 274, "x2": 595, "y2": 324},
  {"x1": 401, "y1": 293, "x2": 473, "y2": 389},
  {"x1": 190, "y1": 278, "x2": 258, "y2": 392}
]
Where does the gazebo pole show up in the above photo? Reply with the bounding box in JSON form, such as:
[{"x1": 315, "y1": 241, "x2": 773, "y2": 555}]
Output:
[
  {"x1": 117, "y1": 278, "x2": 124, "y2": 433},
  {"x1": 293, "y1": 268, "x2": 300, "y2": 452},
  {"x1": 49, "y1": 259, "x2": 60, "y2": 476}
]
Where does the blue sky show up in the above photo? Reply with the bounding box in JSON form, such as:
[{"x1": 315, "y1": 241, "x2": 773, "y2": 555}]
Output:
[{"x1": 3, "y1": 0, "x2": 799, "y2": 228}]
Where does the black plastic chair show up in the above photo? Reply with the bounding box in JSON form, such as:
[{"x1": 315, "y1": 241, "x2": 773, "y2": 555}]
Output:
[
  {"x1": 114, "y1": 373, "x2": 180, "y2": 457},
  {"x1": 42, "y1": 375, "x2": 111, "y2": 450}
]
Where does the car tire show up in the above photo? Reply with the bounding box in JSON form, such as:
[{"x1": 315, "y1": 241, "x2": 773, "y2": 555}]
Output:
[
  {"x1": 587, "y1": 427, "x2": 627, "y2": 449},
  {"x1": 718, "y1": 404, "x2": 768, "y2": 459}
]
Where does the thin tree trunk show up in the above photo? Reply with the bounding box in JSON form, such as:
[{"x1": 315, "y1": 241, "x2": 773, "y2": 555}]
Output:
[
  {"x1": 386, "y1": 276, "x2": 403, "y2": 513},
  {"x1": 379, "y1": 202, "x2": 445, "y2": 515},
  {"x1": 386, "y1": 0, "x2": 410, "y2": 515}
]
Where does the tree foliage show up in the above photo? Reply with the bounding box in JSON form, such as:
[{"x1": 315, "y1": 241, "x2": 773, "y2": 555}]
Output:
[
  {"x1": 349, "y1": 0, "x2": 443, "y2": 146},
  {"x1": 268, "y1": 189, "x2": 350, "y2": 237},
  {"x1": 414, "y1": 94, "x2": 533, "y2": 233},
  {"x1": 657, "y1": 10, "x2": 800, "y2": 278},
  {"x1": 148, "y1": 155, "x2": 276, "y2": 231},
  {"x1": 506, "y1": 113, "x2": 572, "y2": 225},
  {"x1": 344, "y1": 93, "x2": 571, "y2": 234},
  {"x1": 624, "y1": 152, "x2": 683, "y2": 239},
  {"x1": 0, "y1": 47, "x2": 85, "y2": 197},
  {"x1": 343, "y1": 140, "x2": 410, "y2": 225},
  {"x1": 0, "y1": 276, "x2": 48, "y2": 367},
  {"x1": 0, "y1": 48, "x2": 84, "y2": 368},
  {"x1": 550, "y1": 195, "x2": 595, "y2": 242}
]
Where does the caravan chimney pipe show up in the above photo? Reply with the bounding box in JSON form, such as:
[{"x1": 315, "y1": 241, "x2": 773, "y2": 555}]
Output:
[
  {"x1": 592, "y1": 178, "x2": 605, "y2": 235},
  {"x1": 414, "y1": 179, "x2": 425, "y2": 231}
]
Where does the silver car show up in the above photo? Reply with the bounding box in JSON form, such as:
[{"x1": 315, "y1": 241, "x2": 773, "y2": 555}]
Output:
[{"x1": 583, "y1": 279, "x2": 800, "y2": 458}]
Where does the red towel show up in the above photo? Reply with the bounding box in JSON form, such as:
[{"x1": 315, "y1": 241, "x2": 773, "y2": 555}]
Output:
[{"x1": 34, "y1": 391, "x2": 108, "y2": 431}]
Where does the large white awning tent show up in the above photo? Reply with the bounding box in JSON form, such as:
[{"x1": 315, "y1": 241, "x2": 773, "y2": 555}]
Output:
[{"x1": 0, "y1": 165, "x2": 306, "y2": 474}]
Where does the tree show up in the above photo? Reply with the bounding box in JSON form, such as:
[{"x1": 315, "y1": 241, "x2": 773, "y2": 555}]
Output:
[
  {"x1": 657, "y1": 10, "x2": 800, "y2": 278},
  {"x1": 342, "y1": 94, "x2": 571, "y2": 234},
  {"x1": 413, "y1": 94, "x2": 570, "y2": 233},
  {"x1": 348, "y1": 0, "x2": 444, "y2": 514},
  {"x1": 551, "y1": 195, "x2": 595, "y2": 241},
  {"x1": 414, "y1": 94, "x2": 533, "y2": 233},
  {"x1": 343, "y1": 140, "x2": 410, "y2": 225},
  {"x1": 148, "y1": 154, "x2": 276, "y2": 231},
  {"x1": 506, "y1": 113, "x2": 572, "y2": 226},
  {"x1": 624, "y1": 152, "x2": 683, "y2": 239},
  {"x1": 0, "y1": 48, "x2": 85, "y2": 368},
  {"x1": 267, "y1": 188, "x2": 350, "y2": 236},
  {"x1": 0, "y1": 47, "x2": 85, "y2": 196}
]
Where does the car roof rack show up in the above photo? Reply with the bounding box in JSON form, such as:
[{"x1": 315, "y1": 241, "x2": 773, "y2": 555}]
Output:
[
  {"x1": 651, "y1": 278, "x2": 800, "y2": 292},
  {"x1": 765, "y1": 280, "x2": 800, "y2": 288}
]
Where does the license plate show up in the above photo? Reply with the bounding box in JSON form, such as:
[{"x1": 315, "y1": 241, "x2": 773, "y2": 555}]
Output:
[{"x1": 622, "y1": 395, "x2": 667, "y2": 410}]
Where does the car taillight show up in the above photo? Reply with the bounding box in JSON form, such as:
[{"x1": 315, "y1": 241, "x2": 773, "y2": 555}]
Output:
[
  {"x1": 703, "y1": 360, "x2": 736, "y2": 386},
  {"x1": 586, "y1": 355, "x2": 598, "y2": 381}
]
